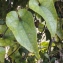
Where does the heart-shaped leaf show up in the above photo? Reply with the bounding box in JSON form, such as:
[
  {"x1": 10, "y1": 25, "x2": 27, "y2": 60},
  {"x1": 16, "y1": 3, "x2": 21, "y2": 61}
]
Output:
[
  {"x1": 6, "y1": 9, "x2": 40, "y2": 59},
  {"x1": 29, "y1": 0, "x2": 57, "y2": 37},
  {"x1": 38, "y1": 0, "x2": 57, "y2": 19}
]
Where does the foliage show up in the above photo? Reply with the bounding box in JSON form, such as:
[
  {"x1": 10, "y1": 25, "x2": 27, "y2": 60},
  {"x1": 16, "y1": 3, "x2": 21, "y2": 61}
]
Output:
[{"x1": 0, "y1": 0, "x2": 63, "y2": 63}]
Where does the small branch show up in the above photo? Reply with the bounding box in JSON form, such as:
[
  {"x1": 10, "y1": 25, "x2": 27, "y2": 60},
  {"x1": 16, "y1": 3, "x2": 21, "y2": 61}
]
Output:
[{"x1": 8, "y1": 45, "x2": 20, "y2": 57}]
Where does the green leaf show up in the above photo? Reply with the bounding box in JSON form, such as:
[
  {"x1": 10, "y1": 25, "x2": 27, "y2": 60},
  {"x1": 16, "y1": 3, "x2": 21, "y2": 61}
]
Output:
[
  {"x1": 0, "y1": 47, "x2": 5, "y2": 62},
  {"x1": 0, "y1": 25, "x2": 7, "y2": 34},
  {"x1": 44, "y1": 53, "x2": 49, "y2": 59},
  {"x1": 0, "y1": 38, "x2": 15, "y2": 46},
  {"x1": 6, "y1": 9, "x2": 40, "y2": 59},
  {"x1": 40, "y1": 41, "x2": 55, "y2": 48},
  {"x1": 38, "y1": 0, "x2": 57, "y2": 19},
  {"x1": 0, "y1": 20, "x2": 5, "y2": 25},
  {"x1": 56, "y1": 20, "x2": 63, "y2": 40},
  {"x1": 5, "y1": 29, "x2": 15, "y2": 40},
  {"x1": 40, "y1": 42, "x2": 49, "y2": 48},
  {"x1": 51, "y1": 57, "x2": 56, "y2": 63},
  {"x1": 29, "y1": 0, "x2": 57, "y2": 37},
  {"x1": 38, "y1": 22, "x2": 44, "y2": 32}
]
